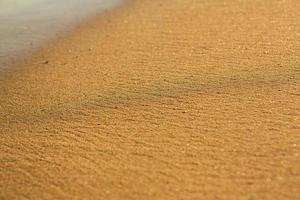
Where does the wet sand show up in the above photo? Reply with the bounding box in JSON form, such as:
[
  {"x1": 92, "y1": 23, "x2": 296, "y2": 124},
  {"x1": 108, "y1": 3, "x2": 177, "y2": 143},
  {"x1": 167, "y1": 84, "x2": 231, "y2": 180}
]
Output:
[{"x1": 0, "y1": 0, "x2": 300, "y2": 199}]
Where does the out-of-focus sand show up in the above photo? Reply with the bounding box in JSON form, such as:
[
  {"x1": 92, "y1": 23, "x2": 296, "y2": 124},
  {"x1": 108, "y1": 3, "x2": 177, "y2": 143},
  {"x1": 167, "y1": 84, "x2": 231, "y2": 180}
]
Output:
[
  {"x1": 0, "y1": 0, "x2": 121, "y2": 69},
  {"x1": 0, "y1": 0, "x2": 300, "y2": 199}
]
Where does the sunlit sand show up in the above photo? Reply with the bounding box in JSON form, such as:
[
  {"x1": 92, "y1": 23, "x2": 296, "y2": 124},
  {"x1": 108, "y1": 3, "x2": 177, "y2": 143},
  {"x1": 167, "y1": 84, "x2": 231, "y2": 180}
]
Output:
[{"x1": 0, "y1": 0, "x2": 299, "y2": 199}]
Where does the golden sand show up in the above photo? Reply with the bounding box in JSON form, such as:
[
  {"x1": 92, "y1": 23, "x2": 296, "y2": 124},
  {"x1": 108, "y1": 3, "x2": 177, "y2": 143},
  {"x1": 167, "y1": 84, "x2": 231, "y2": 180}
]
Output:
[{"x1": 1, "y1": 0, "x2": 300, "y2": 199}]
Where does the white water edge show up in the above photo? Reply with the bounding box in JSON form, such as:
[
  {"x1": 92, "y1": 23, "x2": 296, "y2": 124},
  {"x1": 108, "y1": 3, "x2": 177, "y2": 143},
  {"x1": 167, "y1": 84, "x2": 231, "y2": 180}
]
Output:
[{"x1": 0, "y1": 0, "x2": 122, "y2": 69}]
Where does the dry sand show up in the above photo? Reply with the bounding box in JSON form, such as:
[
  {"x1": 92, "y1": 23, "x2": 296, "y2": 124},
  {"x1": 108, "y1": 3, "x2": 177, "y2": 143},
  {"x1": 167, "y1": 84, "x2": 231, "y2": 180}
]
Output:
[{"x1": 0, "y1": 0, "x2": 300, "y2": 199}]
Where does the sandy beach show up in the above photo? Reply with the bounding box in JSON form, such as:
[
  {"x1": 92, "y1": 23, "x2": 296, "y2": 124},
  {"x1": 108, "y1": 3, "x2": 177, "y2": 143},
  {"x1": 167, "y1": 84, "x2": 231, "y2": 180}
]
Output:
[
  {"x1": 0, "y1": 0, "x2": 121, "y2": 69},
  {"x1": 1, "y1": 0, "x2": 300, "y2": 199}
]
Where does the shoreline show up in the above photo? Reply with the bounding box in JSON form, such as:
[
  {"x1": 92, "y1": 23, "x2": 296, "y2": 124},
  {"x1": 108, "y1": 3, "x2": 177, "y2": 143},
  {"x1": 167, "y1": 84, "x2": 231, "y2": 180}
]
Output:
[
  {"x1": 0, "y1": 0, "x2": 122, "y2": 70},
  {"x1": 1, "y1": 0, "x2": 300, "y2": 199}
]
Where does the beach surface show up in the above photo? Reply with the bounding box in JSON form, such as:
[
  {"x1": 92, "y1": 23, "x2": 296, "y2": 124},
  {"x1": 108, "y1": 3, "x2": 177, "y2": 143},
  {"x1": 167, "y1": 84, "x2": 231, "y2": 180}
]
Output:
[
  {"x1": 1, "y1": 0, "x2": 300, "y2": 199},
  {"x1": 0, "y1": 0, "x2": 121, "y2": 69}
]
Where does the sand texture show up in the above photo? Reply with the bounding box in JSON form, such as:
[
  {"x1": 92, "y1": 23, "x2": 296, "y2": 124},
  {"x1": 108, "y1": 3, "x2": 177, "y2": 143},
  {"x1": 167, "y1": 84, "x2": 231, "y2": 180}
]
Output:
[{"x1": 0, "y1": 0, "x2": 300, "y2": 199}]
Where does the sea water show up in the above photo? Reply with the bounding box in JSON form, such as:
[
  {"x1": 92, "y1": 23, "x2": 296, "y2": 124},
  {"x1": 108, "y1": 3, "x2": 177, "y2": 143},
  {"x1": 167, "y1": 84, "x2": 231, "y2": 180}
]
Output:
[{"x1": 0, "y1": 0, "x2": 121, "y2": 68}]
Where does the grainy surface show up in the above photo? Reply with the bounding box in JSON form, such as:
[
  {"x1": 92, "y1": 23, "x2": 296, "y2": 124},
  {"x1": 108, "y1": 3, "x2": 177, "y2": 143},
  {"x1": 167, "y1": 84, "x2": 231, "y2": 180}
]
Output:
[{"x1": 0, "y1": 0, "x2": 300, "y2": 199}]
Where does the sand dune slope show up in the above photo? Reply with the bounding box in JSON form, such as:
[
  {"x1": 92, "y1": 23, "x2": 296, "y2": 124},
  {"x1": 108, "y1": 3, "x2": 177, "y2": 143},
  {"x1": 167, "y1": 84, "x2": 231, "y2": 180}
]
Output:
[{"x1": 0, "y1": 0, "x2": 300, "y2": 199}]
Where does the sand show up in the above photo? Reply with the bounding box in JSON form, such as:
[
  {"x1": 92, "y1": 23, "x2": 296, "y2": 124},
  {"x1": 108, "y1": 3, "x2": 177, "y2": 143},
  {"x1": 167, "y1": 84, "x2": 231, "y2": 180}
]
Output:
[
  {"x1": 0, "y1": 0, "x2": 300, "y2": 199},
  {"x1": 0, "y1": 0, "x2": 121, "y2": 69}
]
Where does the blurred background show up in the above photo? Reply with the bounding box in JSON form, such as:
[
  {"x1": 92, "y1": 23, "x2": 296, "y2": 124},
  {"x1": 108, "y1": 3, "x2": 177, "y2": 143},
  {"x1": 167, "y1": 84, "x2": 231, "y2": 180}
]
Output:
[{"x1": 0, "y1": 0, "x2": 121, "y2": 68}]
